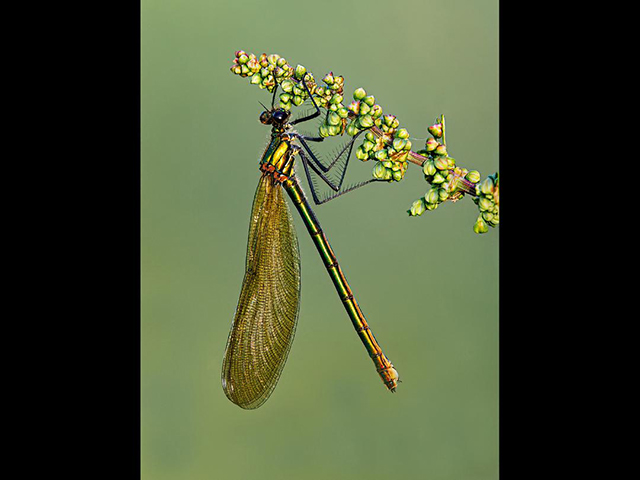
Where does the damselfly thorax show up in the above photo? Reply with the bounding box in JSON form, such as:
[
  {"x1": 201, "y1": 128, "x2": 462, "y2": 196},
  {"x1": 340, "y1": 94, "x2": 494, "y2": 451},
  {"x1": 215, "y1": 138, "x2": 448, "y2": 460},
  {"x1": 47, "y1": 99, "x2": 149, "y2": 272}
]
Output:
[{"x1": 259, "y1": 132, "x2": 297, "y2": 183}]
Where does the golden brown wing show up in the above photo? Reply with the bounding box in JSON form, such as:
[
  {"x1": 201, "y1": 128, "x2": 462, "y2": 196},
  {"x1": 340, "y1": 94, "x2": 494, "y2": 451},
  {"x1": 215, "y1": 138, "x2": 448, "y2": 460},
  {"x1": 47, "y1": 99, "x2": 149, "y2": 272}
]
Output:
[{"x1": 221, "y1": 175, "x2": 301, "y2": 409}]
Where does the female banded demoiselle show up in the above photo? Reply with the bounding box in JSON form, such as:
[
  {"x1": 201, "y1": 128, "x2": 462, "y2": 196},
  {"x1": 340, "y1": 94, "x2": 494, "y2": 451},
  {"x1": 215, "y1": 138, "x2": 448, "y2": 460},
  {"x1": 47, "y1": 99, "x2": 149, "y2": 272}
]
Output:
[{"x1": 222, "y1": 76, "x2": 399, "y2": 409}]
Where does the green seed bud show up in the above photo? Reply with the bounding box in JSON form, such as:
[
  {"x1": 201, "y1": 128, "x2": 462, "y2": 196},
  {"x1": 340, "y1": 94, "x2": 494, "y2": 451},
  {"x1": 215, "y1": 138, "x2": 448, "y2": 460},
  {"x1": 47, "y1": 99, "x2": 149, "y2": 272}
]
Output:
[
  {"x1": 480, "y1": 177, "x2": 495, "y2": 195},
  {"x1": 246, "y1": 58, "x2": 259, "y2": 72},
  {"x1": 363, "y1": 95, "x2": 375, "y2": 107},
  {"x1": 434, "y1": 157, "x2": 449, "y2": 171},
  {"x1": 423, "y1": 159, "x2": 437, "y2": 177},
  {"x1": 392, "y1": 170, "x2": 403, "y2": 182},
  {"x1": 327, "y1": 125, "x2": 342, "y2": 136},
  {"x1": 323, "y1": 73, "x2": 335, "y2": 85},
  {"x1": 281, "y1": 80, "x2": 294, "y2": 92},
  {"x1": 426, "y1": 138, "x2": 438, "y2": 152},
  {"x1": 327, "y1": 111, "x2": 341, "y2": 126},
  {"x1": 370, "y1": 105, "x2": 383, "y2": 118},
  {"x1": 425, "y1": 188, "x2": 440, "y2": 204},
  {"x1": 425, "y1": 202, "x2": 438, "y2": 211},
  {"x1": 359, "y1": 115, "x2": 374, "y2": 128},
  {"x1": 432, "y1": 172, "x2": 446, "y2": 184},
  {"x1": 447, "y1": 157, "x2": 456, "y2": 168},
  {"x1": 337, "y1": 107, "x2": 349, "y2": 118},
  {"x1": 319, "y1": 125, "x2": 330, "y2": 137},
  {"x1": 346, "y1": 123, "x2": 360, "y2": 137},
  {"x1": 428, "y1": 124, "x2": 443, "y2": 138},
  {"x1": 473, "y1": 217, "x2": 489, "y2": 234},
  {"x1": 373, "y1": 162, "x2": 386, "y2": 179},
  {"x1": 374, "y1": 149, "x2": 388, "y2": 161},
  {"x1": 482, "y1": 211, "x2": 494, "y2": 222},
  {"x1": 362, "y1": 140, "x2": 375, "y2": 152},
  {"x1": 353, "y1": 88, "x2": 367, "y2": 100},
  {"x1": 280, "y1": 93, "x2": 291, "y2": 103},
  {"x1": 382, "y1": 160, "x2": 393, "y2": 168},
  {"x1": 383, "y1": 115, "x2": 396, "y2": 127},
  {"x1": 293, "y1": 95, "x2": 304, "y2": 106},
  {"x1": 294, "y1": 65, "x2": 306, "y2": 79},
  {"x1": 409, "y1": 199, "x2": 426, "y2": 216},
  {"x1": 438, "y1": 188, "x2": 449, "y2": 201},
  {"x1": 435, "y1": 144, "x2": 447, "y2": 156},
  {"x1": 365, "y1": 131, "x2": 375, "y2": 142},
  {"x1": 356, "y1": 146, "x2": 368, "y2": 160},
  {"x1": 404, "y1": 140, "x2": 412, "y2": 151},
  {"x1": 330, "y1": 94, "x2": 343, "y2": 105},
  {"x1": 250, "y1": 73, "x2": 261, "y2": 85},
  {"x1": 359, "y1": 102, "x2": 371, "y2": 116},
  {"x1": 478, "y1": 197, "x2": 493, "y2": 211},
  {"x1": 396, "y1": 128, "x2": 410, "y2": 139},
  {"x1": 466, "y1": 170, "x2": 481, "y2": 184},
  {"x1": 392, "y1": 138, "x2": 407, "y2": 151}
]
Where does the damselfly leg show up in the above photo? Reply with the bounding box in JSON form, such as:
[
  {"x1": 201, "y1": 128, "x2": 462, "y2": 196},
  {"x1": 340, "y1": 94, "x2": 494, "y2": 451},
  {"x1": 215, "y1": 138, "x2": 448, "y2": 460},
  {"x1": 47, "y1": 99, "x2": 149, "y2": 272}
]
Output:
[
  {"x1": 296, "y1": 144, "x2": 381, "y2": 205},
  {"x1": 289, "y1": 76, "x2": 382, "y2": 205}
]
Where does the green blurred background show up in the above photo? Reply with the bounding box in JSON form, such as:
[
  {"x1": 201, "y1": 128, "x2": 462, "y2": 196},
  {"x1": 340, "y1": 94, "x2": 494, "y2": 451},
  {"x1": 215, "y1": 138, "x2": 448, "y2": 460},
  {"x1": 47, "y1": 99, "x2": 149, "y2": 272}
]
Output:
[{"x1": 141, "y1": 0, "x2": 498, "y2": 478}]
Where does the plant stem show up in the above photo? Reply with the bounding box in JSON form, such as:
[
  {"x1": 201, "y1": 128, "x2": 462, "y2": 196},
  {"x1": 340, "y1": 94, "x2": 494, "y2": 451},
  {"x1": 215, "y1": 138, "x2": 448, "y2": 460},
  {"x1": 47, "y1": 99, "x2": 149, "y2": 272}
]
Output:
[{"x1": 368, "y1": 126, "x2": 478, "y2": 197}]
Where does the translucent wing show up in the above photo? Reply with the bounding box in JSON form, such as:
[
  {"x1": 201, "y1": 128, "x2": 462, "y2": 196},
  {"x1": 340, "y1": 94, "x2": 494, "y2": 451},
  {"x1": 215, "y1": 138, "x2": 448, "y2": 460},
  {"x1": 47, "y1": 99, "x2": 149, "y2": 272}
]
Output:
[{"x1": 222, "y1": 175, "x2": 301, "y2": 409}]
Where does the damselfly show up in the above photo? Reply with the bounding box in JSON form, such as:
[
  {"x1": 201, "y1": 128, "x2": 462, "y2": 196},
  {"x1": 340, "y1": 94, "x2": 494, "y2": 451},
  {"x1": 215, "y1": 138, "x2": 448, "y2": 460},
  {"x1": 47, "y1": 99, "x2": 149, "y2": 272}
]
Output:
[{"x1": 222, "y1": 76, "x2": 399, "y2": 409}]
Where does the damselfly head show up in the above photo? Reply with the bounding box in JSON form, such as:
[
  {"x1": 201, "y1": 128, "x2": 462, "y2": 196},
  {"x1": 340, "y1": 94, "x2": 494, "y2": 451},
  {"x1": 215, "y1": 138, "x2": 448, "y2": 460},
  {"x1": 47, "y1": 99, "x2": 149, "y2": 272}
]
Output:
[
  {"x1": 272, "y1": 109, "x2": 290, "y2": 124},
  {"x1": 259, "y1": 108, "x2": 290, "y2": 127}
]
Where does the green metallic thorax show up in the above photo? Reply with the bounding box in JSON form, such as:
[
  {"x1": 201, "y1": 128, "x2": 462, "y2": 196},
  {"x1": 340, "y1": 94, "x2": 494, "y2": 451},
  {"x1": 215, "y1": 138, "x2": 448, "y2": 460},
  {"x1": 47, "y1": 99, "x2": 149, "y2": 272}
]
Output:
[{"x1": 260, "y1": 129, "x2": 296, "y2": 180}]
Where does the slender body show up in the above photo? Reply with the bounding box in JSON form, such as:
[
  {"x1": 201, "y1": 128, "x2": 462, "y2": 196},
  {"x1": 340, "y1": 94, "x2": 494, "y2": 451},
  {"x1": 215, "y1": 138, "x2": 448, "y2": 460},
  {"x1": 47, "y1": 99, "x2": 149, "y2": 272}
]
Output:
[
  {"x1": 267, "y1": 134, "x2": 398, "y2": 389},
  {"x1": 222, "y1": 92, "x2": 398, "y2": 409}
]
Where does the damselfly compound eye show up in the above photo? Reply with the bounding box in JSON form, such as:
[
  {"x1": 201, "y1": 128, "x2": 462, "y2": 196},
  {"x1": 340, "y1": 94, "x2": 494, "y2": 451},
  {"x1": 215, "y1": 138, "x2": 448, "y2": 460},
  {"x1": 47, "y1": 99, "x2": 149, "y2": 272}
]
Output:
[{"x1": 259, "y1": 111, "x2": 272, "y2": 124}]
